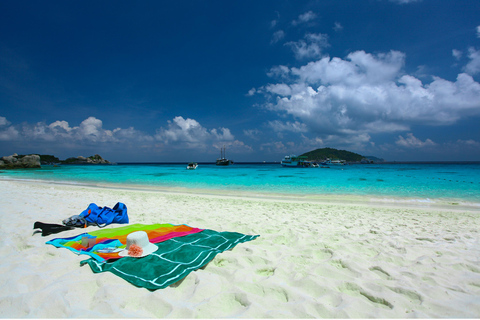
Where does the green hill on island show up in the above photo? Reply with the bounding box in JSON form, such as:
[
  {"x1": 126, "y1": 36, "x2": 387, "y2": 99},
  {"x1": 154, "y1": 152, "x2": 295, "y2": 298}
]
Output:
[{"x1": 300, "y1": 148, "x2": 364, "y2": 162}]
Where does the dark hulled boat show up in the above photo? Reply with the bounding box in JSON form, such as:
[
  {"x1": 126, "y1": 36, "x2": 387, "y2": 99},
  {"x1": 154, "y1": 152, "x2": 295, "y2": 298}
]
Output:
[{"x1": 216, "y1": 146, "x2": 234, "y2": 166}]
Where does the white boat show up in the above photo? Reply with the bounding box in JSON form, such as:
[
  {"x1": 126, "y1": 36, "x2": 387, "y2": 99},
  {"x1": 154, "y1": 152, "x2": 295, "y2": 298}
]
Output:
[
  {"x1": 186, "y1": 162, "x2": 198, "y2": 170},
  {"x1": 321, "y1": 158, "x2": 346, "y2": 166},
  {"x1": 281, "y1": 155, "x2": 311, "y2": 167}
]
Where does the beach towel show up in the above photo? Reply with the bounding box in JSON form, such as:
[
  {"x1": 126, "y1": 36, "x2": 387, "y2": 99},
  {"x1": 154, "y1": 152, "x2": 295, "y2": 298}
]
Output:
[
  {"x1": 46, "y1": 224, "x2": 259, "y2": 290},
  {"x1": 46, "y1": 223, "x2": 204, "y2": 262},
  {"x1": 82, "y1": 229, "x2": 259, "y2": 290}
]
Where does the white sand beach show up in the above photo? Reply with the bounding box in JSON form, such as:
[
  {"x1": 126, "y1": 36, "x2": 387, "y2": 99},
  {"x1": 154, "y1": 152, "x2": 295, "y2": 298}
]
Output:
[{"x1": 1, "y1": 179, "x2": 480, "y2": 318}]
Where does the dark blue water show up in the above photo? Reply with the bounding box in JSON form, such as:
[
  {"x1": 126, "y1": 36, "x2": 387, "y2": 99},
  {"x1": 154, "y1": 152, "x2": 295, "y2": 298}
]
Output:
[{"x1": 2, "y1": 163, "x2": 480, "y2": 203}]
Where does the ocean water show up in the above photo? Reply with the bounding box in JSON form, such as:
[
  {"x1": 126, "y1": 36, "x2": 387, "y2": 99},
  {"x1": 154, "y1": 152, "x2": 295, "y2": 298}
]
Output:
[{"x1": 2, "y1": 163, "x2": 480, "y2": 204}]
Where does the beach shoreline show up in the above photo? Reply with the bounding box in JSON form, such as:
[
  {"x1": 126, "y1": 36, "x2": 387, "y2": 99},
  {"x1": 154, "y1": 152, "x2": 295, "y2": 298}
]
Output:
[
  {"x1": 3, "y1": 177, "x2": 480, "y2": 211},
  {"x1": 1, "y1": 179, "x2": 479, "y2": 318}
]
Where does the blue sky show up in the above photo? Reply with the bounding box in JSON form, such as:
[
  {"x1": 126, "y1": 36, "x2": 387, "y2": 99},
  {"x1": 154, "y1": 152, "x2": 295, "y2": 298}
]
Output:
[{"x1": 1, "y1": 0, "x2": 479, "y2": 162}]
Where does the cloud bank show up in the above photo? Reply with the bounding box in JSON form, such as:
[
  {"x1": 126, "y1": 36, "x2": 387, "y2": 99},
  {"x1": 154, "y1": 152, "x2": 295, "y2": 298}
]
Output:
[
  {"x1": 0, "y1": 115, "x2": 250, "y2": 156},
  {"x1": 256, "y1": 50, "x2": 480, "y2": 145}
]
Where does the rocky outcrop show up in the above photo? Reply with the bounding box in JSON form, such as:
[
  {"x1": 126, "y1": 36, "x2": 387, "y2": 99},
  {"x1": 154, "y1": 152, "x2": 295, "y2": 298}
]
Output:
[
  {"x1": 39, "y1": 155, "x2": 60, "y2": 165},
  {"x1": 62, "y1": 154, "x2": 111, "y2": 164},
  {"x1": 0, "y1": 154, "x2": 41, "y2": 169},
  {"x1": 0, "y1": 153, "x2": 111, "y2": 167}
]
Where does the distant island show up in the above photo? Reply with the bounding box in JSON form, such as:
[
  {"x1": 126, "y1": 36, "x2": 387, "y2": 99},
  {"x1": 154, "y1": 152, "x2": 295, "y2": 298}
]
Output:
[
  {"x1": 300, "y1": 148, "x2": 384, "y2": 164},
  {"x1": 0, "y1": 153, "x2": 112, "y2": 169}
]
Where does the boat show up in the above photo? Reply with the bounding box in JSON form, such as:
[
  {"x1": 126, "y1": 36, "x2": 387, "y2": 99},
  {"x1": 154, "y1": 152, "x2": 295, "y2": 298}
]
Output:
[
  {"x1": 281, "y1": 155, "x2": 312, "y2": 167},
  {"x1": 216, "y1": 146, "x2": 234, "y2": 166},
  {"x1": 186, "y1": 162, "x2": 198, "y2": 170},
  {"x1": 321, "y1": 158, "x2": 346, "y2": 166}
]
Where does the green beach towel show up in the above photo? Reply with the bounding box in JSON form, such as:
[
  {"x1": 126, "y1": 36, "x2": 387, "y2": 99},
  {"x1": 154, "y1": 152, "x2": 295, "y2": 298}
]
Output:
[{"x1": 81, "y1": 229, "x2": 259, "y2": 290}]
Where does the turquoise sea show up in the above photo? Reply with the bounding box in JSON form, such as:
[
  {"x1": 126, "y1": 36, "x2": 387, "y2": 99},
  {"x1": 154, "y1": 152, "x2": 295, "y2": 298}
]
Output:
[{"x1": 2, "y1": 162, "x2": 480, "y2": 205}]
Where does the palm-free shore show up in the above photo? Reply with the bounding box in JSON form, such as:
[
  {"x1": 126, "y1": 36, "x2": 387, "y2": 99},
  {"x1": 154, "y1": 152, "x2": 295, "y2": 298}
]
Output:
[{"x1": 1, "y1": 179, "x2": 479, "y2": 318}]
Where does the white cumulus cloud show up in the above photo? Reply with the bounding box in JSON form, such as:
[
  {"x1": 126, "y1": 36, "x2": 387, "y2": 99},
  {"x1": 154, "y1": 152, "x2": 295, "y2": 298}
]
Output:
[
  {"x1": 271, "y1": 30, "x2": 285, "y2": 44},
  {"x1": 457, "y1": 139, "x2": 480, "y2": 147},
  {"x1": 286, "y1": 33, "x2": 329, "y2": 60},
  {"x1": 292, "y1": 11, "x2": 317, "y2": 26},
  {"x1": 155, "y1": 116, "x2": 245, "y2": 152},
  {"x1": 464, "y1": 47, "x2": 480, "y2": 75},
  {"x1": 396, "y1": 133, "x2": 436, "y2": 148},
  {"x1": 0, "y1": 116, "x2": 11, "y2": 126},
  {"x1": 77, "y1": 117, "x2": 112, "y2": 142},
  {"x1": 268, "y1": 120, "x2": 308, "y2": 133},
  {"x1": 452, "y1": 49, "x2": 462, "y2": 60},
  {"x1": 243, "y1": 129, "x2": 261, "y2": 140},
  {"x1": 259, "y1": 141, "x2": 288, "y2": 154},
  {"x1": 257, "y1": 50, "x2": 480, "y2": 140},
  {"x1": 333, "y1": 22, "x2": 343, "y2": 32},
  {"x1": 0, "y1": 125, "x2": 19, "y2": 141}
]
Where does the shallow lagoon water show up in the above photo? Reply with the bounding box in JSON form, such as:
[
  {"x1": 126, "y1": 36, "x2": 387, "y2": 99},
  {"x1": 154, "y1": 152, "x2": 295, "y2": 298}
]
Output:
[{"x1": 2, "y1": 163, "x2": 480, "y2": 204}]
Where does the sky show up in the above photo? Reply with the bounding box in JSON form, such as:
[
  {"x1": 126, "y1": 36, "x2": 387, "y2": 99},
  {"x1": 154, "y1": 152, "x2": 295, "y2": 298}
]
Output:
[{"x1": 1, "y1": 0, "x2": 480, "y2": 162}]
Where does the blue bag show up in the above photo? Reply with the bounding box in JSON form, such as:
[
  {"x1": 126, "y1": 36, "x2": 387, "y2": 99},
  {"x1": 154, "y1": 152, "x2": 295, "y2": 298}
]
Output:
[{"x1": 80, "y1": 202, "x2": 129, "y2": 228}]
